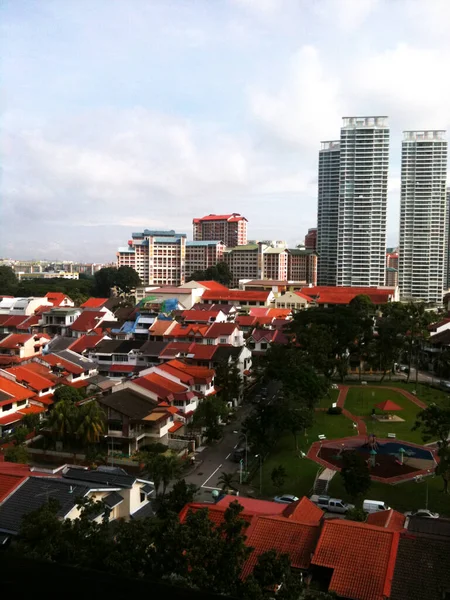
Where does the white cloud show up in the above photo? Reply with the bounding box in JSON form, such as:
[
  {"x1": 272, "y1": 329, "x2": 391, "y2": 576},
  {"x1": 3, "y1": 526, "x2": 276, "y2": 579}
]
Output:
[
  {"x1": 248, "y1": 46, "x2": 342, "y2": 150},
  {"x1": 313, "y1": 0, "x2": 380, "y2": 31}
]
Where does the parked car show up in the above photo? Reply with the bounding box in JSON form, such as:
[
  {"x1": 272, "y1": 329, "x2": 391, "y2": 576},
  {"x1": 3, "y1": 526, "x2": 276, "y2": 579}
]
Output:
[
  {"x1": 231, "y1": 447, "x2": 245, "y2": 463},
  {"x1": 310, "y1": 495, "x2": 354, "y2": 514},
  {"x1": 274, "y1": 494, "x2": 299, "y2": 504},
  {"x1": 405, "y1": 509, "x2": 440, "y2": 519},
  {"x1": 363, "y1": 499, "x2": 391, "y2": 514}
]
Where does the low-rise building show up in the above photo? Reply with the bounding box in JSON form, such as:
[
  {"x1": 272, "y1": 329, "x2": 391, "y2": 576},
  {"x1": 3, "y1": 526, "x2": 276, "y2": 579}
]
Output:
[
  {"x1": 42, "y1": 307, "x2": 82, "y2": 336},
  {"x1": 0, "y1": 333, "x2": 50, "y2": 368}
]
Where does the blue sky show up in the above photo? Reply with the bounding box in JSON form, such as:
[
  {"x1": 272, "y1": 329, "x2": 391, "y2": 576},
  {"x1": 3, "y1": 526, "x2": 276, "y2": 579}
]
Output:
[{"x1": 1, "y1": 0, "x2": 449, "y2": 261}]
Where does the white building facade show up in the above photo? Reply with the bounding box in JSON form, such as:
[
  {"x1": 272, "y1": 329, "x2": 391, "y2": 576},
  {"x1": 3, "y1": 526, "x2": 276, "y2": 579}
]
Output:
[
  {"x1": 399, "y1": 130, "x2": 448, "y2": 303},
  {"x1": 317, "y1": 140, "x2": 340, "y2": 285},
  {"x1": 336, "y1": 117, "x2": 390, "y2": 287}
]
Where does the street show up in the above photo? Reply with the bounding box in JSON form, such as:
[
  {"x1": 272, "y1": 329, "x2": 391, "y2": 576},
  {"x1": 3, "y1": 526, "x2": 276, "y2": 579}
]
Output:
[{"x1": 184, "y1": 381, "x2": 280, "y2": 502}]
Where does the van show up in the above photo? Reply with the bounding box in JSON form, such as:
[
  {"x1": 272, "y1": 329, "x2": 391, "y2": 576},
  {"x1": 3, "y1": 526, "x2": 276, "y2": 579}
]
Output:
[{"x1": 363, "y1": 499, "x2": 391, "y2": 514}]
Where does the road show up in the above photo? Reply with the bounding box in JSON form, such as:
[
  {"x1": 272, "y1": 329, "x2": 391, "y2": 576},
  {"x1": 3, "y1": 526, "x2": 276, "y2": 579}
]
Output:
[{"x1": 184, "y1": 381, "x2": 281, "y2": 502}]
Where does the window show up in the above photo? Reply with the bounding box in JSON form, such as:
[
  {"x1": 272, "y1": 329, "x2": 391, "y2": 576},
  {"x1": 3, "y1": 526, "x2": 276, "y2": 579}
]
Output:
[
  {"x1": 206, "y1": 339, "x2": 214, "y2": 345},
  {"x1": 2, "y1": 403, "x2": 13, "y2": 412},
  {"x1": 260, "y1": 343, "x2": 268, "y2": 350},
  {"x1": 17, "y1": 400, "x2": 26, "y2": 407},
  {"x1": 140, "y1": 491, "x2": 146, "y2": 503},
  {"x1": 220, "y1": 337, "x2": 227, "y2": 343},
  {"x1": 195, "y1": 384, "x2": 201, "y2": 391},
  {"x1": 72, "y1": 373, "x2": 80, "y2": 379}
]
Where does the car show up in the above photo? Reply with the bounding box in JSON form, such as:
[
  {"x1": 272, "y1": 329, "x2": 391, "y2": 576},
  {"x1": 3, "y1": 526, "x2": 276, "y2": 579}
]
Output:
[
  {"x1": 405, "y1": 509, "x2": 440, "y2": 519},
  {"x1": 273, "y1": 494, "x2": 299, "y2": 504},
  {"x1": 231, "y1": 447, "x2": 245, "y2": 463}
]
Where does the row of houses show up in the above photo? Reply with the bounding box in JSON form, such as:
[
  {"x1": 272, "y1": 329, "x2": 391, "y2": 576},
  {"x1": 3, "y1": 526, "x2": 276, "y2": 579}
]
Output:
[{"x1": 180, "y1": 495, "x2": 450, "y2": 600}]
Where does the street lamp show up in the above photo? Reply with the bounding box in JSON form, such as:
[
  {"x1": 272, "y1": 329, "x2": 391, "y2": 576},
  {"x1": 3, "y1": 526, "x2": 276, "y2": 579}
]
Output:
[
  {"x1": 233, "y1": 430, "x2": 248, "y2": 475},
  {"x1": 255, "y1": 454, "x2": 262, "y2": 495}
]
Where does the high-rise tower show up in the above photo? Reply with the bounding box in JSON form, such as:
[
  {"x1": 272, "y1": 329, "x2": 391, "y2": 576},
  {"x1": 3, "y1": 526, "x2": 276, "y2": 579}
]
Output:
[
  {"x1": 399, "y1": 131, "x2": 448, "y2": 302},
  {"x1": 317, "y1": 141, "x2": 340, "y2": 285},
  {"x1": 336, "y1": 116, "x2": 390, "y2": 287}
]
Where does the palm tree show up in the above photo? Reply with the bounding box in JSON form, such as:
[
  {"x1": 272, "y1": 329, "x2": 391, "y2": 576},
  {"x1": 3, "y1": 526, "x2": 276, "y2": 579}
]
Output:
[
  {"x1": 47, "y1": 399, "x2": 77, "y2": 445},
  {"x1": 161, "y1": 454, "x2": 183, "y2": 496},
  {"x1": 76, "y1": 401, "x2": 105, "y2": 445},
  {"x1": 217, "y1": 471, "x2": 237, "y2": 493}
]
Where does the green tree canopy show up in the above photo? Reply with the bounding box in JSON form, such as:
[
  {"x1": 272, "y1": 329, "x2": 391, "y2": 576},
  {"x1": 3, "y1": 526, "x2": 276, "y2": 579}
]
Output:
[
  {"x1": 0, "y1": 265, "x2": 18, "y2": 294},
  {"x1": 188, "y1": 261, "x2": 233, "y2": 286},
  {"x1": 340, "y1": 450, "x2": 371, "y2": 501},
  {"x1": 115, "y1": 265, "x2": 141, "y2": 295}
]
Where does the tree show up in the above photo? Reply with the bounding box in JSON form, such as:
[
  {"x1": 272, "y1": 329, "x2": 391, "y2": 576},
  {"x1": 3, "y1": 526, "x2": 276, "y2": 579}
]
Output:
[
  {"x1": 115, "y1": 265, "x2": 141, "y2": 295},
  {"x1": 340, "y1": 450, "x2": 371, "y2": 501},
  {"x1": 144, "y1": 452, "x2": 183, "y2": 496},
  {"x1": 278, "y1": 392, "x2": 314, "y2": 451},
  {"x1": 76, "y1": 401, "x2": 105, "y2": 444},
  {"x1": 21, "y1": 412, "x2": 42, "y2": 433},
  {"x1": 215, "y1": 359, "x2": 242, "y2": 405},
  {"x1": 53, "y1": 385, "x2": 85, "y2": 404},
  {"x1": 158, "y1": 479, "x2": 198, "y2": 516},
  {"x1": 191, "y1": 396, "x2": 229, "y2": 442},
  {"x1": 93, "y1": 267, "x2": 117, "y2": 297},
  {"x1": 0, "y1": 265, "x2": 18, "y2": 294},
  {"x1": 414, "y1": 403, "x2": 450, "y2": 493},
  {"x1": 218, "y1": 471, "x2": 238, "y2": 492},
  {"x1": 271, "y1": 465, "x2": 287, "y2": 492},
  {"x1": 346, "y1": 507, "x2": 367, "y2": 522},
  {"x1": 4, "y1": 444, "x2": 29, "y2": 463},
  {"x1": 188, "y1": 261, "x2": 233, "y2": 286},
  {"x1": 47, "y1": 398, "x2": 78, "y2": 444}
]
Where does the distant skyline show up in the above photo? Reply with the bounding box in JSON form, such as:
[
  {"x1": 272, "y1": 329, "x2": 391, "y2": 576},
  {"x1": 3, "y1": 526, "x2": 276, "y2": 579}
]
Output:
[{"x1": 1, "y1": 0, "x2": 450, "y2": 262}]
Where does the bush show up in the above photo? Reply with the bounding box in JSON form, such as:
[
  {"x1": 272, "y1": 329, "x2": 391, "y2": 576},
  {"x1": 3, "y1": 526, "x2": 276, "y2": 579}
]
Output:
[
  {"x1": 346, "y1": 507, "x2": 367, "y2": 522},
  {"x1": 139, "y1": 442, "x2": 168, "y2": 454},
  {"x1": 327, "y1": 406, "x2": 343, "y2": 415}
]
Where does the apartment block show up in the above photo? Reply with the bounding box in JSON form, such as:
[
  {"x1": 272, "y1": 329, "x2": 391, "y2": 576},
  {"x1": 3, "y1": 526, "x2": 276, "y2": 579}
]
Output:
[
  {"x1": 287, "y1": 249, "x2": 317, "y2": 285},
  {"x1": 117, "y1": 230, "x2": 187, "y2": 287},
  {"x1": 386, "y1": 247, "x2": 399, "y2": 288},
  {"x1": 185, "y1": 240, "x2": 226, "y2": 279},
  {"x1": 317, "y1": 141, "x2": 340, "y2": 285},
  {"x1": 263, "y1": 248, "x2": 288, "y2": 280},
  {"x1": 337, "y1": 117, "x2": 390, "y2": 287},
  {"x1": 223, "y1": 244, "x2": 263, "y2": 286},
  {"x1": 399, "y1": 130, "x2": 448, "y2": 302},
  {"x1": 304, "y1": 228, "x2": 317, "y2": 251},
  {"x1": 193, "y1": 214, "x2": 248, "y2": 247}
]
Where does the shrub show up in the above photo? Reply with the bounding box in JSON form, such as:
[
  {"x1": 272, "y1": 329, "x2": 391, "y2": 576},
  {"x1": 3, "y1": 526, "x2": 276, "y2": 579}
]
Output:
[{"x1": 327, "y1": 406, "x2": 343, "y2": 415}]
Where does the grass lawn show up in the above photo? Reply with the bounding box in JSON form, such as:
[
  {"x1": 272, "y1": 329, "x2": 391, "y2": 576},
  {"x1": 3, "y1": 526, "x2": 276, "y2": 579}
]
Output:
[
  {"x1": 329, "y1": 472, "x2": 450, "y2": 516},
  {"x1": 344, "y1": 387, "x2": 425, "y2": 443},
  {"x1": 255, "y1": 411, "x2": 355, "y2": 500},
  {"x1": 318, "y1": 388, "x2": 340, "y2": 409},
  {"x1": 347, "y1": 380, "x2": 450, "y2": 408}
]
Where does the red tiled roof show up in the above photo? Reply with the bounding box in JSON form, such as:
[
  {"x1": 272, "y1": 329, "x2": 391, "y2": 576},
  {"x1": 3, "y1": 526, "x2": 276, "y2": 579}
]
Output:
[
  {"x1": 163, "y1": 359, "x2": 215, "y2": 384},
  {"x1": 45, "y1": 292, "x2": 71, "y2": 306},
  {"x1": 248, "y1": 308, "x2": 270, "y2": 317},
  {"x1": 282, "y1": 496, "x2": 324, "y2": 524},
  {"x1": 41, "y1": 354, "x2": 85, "y2": 375},
  {"x1": 32, "y1": 393, "x2": 54, "y2": 406},
  {"x1": 18, "y1": 405, "x2": 45, "y2": 415},
  {"x1": 0, "y1": 334, "x2": 34, "y2": 349},
  {"x1": 202, "y1": 290, "x2": 270, "y2": 302},
  {"x1": 0, "y1": 473, "x2": 27, "y2": 502},
  {"x1": 294, "y1": 291, "x2": 313, "y2": 302},
  {"x1": 21, "y1": 362, "x2": 60, "y2": 383},
  {"x1": 169, "y1": 421, "x2": 184, "y2": 433},
  {"x1": 0, "y1": 377, "x2": 35, "y2": 402},
  {"x1": 311, "y1": 520, "x2": 400, "y2": 600},
  {"x1": 193, "y1": 214, "x2": 247, "y2": 222},
  {"x1": 80, "y1": 297, "x2": 109, "y2": 308},
  {"x1": 375, "y1": 400, "x2": 403, "y2": 411},
  {"x1": 159, "y1": 342, "x2": 217, "y2": 361},
  {"x1": 166, "y1": 323, "x2": 210, "y2": 339},
  {"x1": 195, "y1": 281, "x2": 230, "y2": 291},
  {"x1": 367, "y1": 510, "x2": 406, "y2": 531},
  {"x1": 16, "y1": 315, "x2": 41, "y2": 330},
  {"x1": 70, "y1": 311, "x2": 105, "y2": 332},
  {"x1": 249, "y1": 329, "x2": 276, "y2": 343},
  {"x1": 2, "y1": 315, "x2": 29, "y2": 328},
  {"x1": 216, "y1": 495, "x2": 286, "y2": 516},
  {"x1": 0, "y1": 413, "x2": 23, "y2": 426},
  {"x1": 299, "y1": 286, "x2": 395, "y2": 306},
  {"x1": 204, "y1": 323, "x2": 238, "y2": 338},
  {"x1": 5, "y1": 365, "x2": 54, "y2": 392},
  {"x1": 236, "y1": 315, "x2": 258, "y2": 327},
  {"x1": 69, "y1": 334, "x2": 105, "y2": 354},
  {"x1": 134, "y1": 371, "x2": 192, "y2": 401},
  {"x1": 149, "y1": 320, "x2": 176, "y2": 336},
  {"x1": 242, "y1": 516, "x2": 320, "y2": 577},
  {"x1": 159, "y1": 342, "x2": 192, "y2": 359}
]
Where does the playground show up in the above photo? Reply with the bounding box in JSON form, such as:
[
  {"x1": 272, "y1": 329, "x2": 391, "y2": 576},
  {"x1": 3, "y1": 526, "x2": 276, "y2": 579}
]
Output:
[{"x1": 317, "y1": 434, "x2": 436, "y2": 481}]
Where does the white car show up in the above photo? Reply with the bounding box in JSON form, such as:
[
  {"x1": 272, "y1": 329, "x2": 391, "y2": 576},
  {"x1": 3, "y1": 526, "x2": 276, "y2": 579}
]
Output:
[
  {"x1": 405, "y1": 509, "x2": 440, "y2": 519},
  {"x1": 273, "y1": 494, "x2": 299, "y2": 504}
]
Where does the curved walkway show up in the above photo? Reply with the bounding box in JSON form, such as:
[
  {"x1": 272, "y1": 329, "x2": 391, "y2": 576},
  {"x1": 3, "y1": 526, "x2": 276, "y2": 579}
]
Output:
[{"x1": 307, "y1": 384, "x2": 436, "y2": 483}]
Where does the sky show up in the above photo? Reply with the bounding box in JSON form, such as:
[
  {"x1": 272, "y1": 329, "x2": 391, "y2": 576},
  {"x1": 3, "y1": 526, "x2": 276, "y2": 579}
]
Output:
[{"x1": 1, "y1": 0, "x2": 450, "y2": 262}]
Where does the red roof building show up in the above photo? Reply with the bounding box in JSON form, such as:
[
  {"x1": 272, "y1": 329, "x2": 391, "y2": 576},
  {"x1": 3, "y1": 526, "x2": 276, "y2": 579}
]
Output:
[
  {"x1": 68, "y1": 334, "x2": 106, "y2": 355},
  {"x1": 193, "y1": 214, "x2": 248, "y2": 247},
  {"x1": 180, "y1": 496, "x2": 323, "y2": 579},
  {"x1": 70, "y1": 310, "x2": 107, "y2": 334},
  {"x1": 45, "y1": 292, "x2": 74, "y2": 307},
  {"x1": 0, "y1": 473, "x2": 28, "y2": 503},
  {"x1": 311, "y1": 519, "x2": 400, "y2": 600},
  {"x1": 5, "y1": 365, "x2": 55, "y2": 394},
  {"x1": 80, "y1": 298, "x2": 109, "y2": 309},
  {"x1": 202, "y1": 289, "x2": 272, "y2": 307},
  {"x1": 366, "y1": 509, "x2": 406, "y2": 531},
  {"x1": 298, "y1": 286, "x2": 396, "y2": 306}
]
